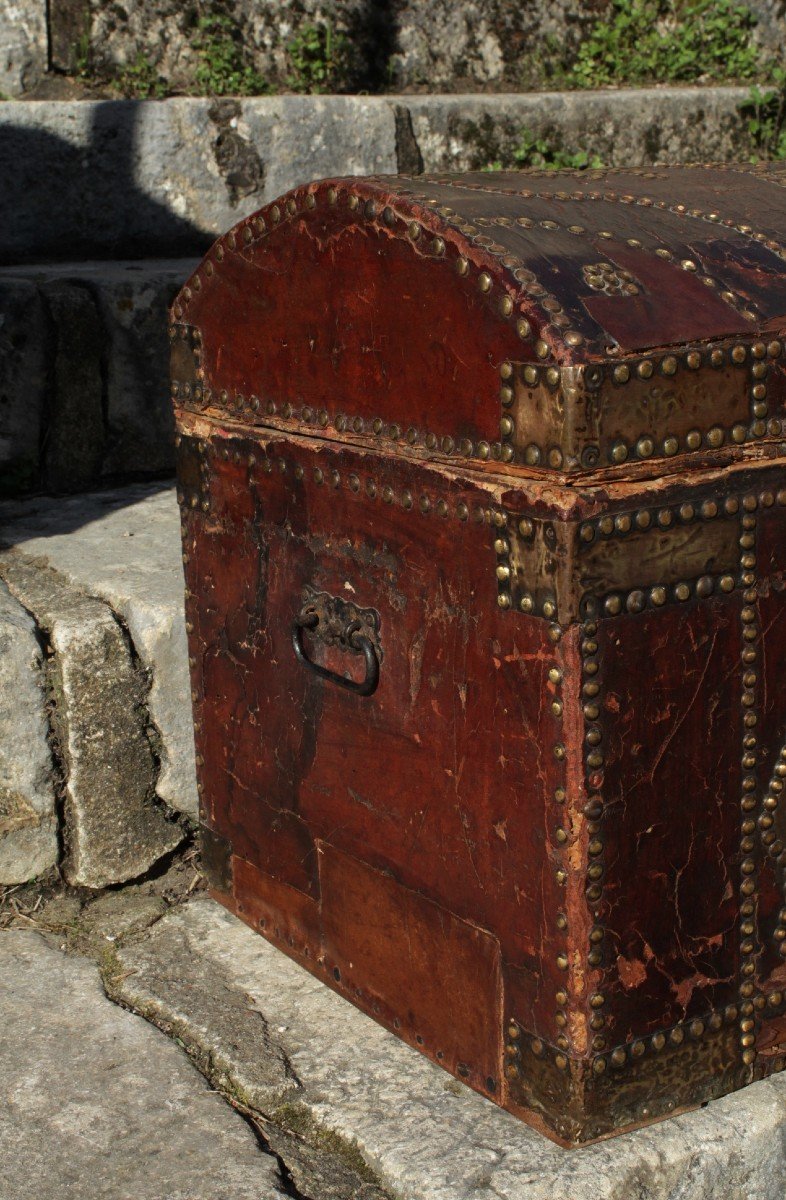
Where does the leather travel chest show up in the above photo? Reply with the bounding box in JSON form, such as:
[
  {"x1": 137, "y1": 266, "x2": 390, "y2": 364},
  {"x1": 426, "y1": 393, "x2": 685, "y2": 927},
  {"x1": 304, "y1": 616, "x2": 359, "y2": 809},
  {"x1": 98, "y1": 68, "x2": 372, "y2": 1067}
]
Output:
[{"x1": 170, "y1": 164, "x2": 786, "y2": 1145}]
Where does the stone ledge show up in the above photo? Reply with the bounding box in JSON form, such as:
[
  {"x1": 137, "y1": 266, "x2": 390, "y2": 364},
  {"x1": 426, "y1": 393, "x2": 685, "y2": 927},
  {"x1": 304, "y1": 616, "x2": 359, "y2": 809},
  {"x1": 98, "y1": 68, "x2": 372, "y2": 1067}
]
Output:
[
  {"x1": 109, "y1": 896, "x2": 786, "y2": 1200},
  {"x1": 0, "y1": 89, "x2": 754, "y2": 263}
]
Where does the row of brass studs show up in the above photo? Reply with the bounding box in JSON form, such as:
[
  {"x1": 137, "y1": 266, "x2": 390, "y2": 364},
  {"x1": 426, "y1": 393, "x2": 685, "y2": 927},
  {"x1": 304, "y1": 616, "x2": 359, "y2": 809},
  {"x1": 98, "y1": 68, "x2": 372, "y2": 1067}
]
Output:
[
  {"x1": 403, "y1": 172, "x2": 786, "y2": 282},
  {"x1": 738, "y1": 509, "x2": 761, "y2": 1073},
  {"x1": 511, "y1": 1003, "x2": 741, "y2": 1082},
  {"x1": 592, "y1": 1009, "x2": 737, "y2": 1078},
  {"x1": 180, "y1": 435, "x2": 536, "y2": 534},
  {"x1": 184, "y1": 387, "x2": 519, "y2": 467},
  {"x1": 397, "y1": 189, "x2": 593, "y2": 353},
  {"x1": 548, "y1": 652, "x2": 572, "y2": 1061},
  {"x1": 174, "y1": 434, "x2": 211, "y2": 514},
  {"x1": 593, "y1": 575, "x2": 738, "y2": 619},
  {"x1": 172, "y1": 180, "x2": 551, "y2": 372},
  {"x1": 578, "y1": 614, "x2": 608, "y2": 1058},
  {"x1": 578, "y1": 492, "x2": 770, "y2": 543}
]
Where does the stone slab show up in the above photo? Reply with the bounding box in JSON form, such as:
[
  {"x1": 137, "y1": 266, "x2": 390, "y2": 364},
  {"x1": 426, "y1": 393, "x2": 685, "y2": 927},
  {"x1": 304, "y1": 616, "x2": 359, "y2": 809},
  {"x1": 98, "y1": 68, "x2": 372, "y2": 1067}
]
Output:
[
  {"x1": 0, "y1": 484, "x2": 197, "y2": 817},
  {"x1": 0, "y1": 260, "x2": 197, "y2": 495},
  {"x1": 406, "y1": 87, "x2": 756, "y2": 172},
  {"x1": 0, "y1": 578, "x2": 58, "y2": 883},
  {"x1": 0, "y1": 90, "x2": 752, "y2": 263},
  {"x1": 0, "y1": 553, "x2": 183, "y2": 886},
  {"x1": 0, "y1": 97, "x2": 398, "y2": 262},
  {"x1": 110, "y1": 897, "x2": 786, "y2": 1200},
  {"x1": 0, "y1": 929, "x2": 287, "y2": 1200}
]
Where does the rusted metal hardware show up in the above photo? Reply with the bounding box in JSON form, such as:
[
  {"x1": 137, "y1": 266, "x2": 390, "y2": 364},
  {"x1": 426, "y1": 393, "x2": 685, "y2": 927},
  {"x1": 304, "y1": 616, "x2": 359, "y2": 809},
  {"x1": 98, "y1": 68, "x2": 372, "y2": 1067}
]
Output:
[
  {"x1": 172, "y1": 164, "x2": 786, "y2": 1146},
  {"x1": 292, "y1": 587, "x2": 381, "y2": 696}
]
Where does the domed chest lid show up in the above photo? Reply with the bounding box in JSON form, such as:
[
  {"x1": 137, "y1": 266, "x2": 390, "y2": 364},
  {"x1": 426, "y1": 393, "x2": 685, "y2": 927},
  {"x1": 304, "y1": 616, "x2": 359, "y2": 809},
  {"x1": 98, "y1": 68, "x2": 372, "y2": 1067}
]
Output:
[{"x1": 171, "y1": 163, "x2": 786, "y2": 479}]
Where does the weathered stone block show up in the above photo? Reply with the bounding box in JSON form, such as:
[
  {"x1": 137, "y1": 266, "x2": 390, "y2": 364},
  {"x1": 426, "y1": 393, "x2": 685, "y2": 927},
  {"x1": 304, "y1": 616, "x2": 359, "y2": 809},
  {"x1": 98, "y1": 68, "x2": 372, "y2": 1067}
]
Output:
[
  {"x1": 0, "y1": 485, "x2": 198, "y2": 818},
  {"x1": 0, "y1": 579, "x2": 58, "y2": 884},
  {"x1": 0, "y1": 930, "x2": 289, "y2": 1199},
  {"x1": 41, "y1": 280, "x2": 105, "y2": 494},
  {"x1": 0, "y1": 1, "x2": 47, "y2": 97},
  {"x1": 0, "y1": 261, "x2": 196, "y2": 493},
  {"x1": 0, "y1": 554, "x2": 183, "y2": 887},
  {"x1": 0, "y1": 277, "x2": 47, "y2": 497}
]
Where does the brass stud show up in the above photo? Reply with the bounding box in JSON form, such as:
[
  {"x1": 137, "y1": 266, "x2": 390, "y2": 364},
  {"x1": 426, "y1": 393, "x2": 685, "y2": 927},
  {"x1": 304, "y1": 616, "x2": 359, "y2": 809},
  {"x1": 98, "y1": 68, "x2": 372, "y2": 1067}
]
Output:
[
  {"x1": 613, "y1": 364, "x2": 630, "y2": 384},
  {"x1": 661, "y1": 355, "x2": 678, "y2": 376},
  {"x1": 685, "y1": 429, "x2": 702, "y2": 451},
  {"x1": 517, "y1": 317, "x2": 531, "y2": 339},
  {"x1": 731, "y1": 345, "x2": 746, "y2": 364},
  {"x1": 611, "y1": 441, "x2": 628, "y2": 464},
  {"x1": 535, "y1": 340, "x2": 550, "y2": 359},
  {"x1": 636, "y1": 436, "x2": 654, "y2": 459},
  {"x1": 456, "y1": 257, "x2": 469, "y2": 276},
  {"x1": 637, "y1": 360, "x2": 654, "y2": 379},
  {"x1": 478, "y1": 271, "x2": 492, "y2": 291},
  {"x1": 499, "y1": 295, "x2": 514, "y2": 317},
  {"x1": 686, "y1": 351, "x2": 702, "y2": 369}
]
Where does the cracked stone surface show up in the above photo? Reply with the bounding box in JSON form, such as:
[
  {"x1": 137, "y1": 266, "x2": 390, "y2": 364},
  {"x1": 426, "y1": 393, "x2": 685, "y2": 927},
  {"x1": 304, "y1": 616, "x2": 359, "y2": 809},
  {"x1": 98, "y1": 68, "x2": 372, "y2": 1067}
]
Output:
[
  {"x1": 0, "y1": 554, "x2": 182, "y2": 887},
  {"x1": 0, "y1": 484, "x2": 197, "y2": 818},
  {"x1": 0, "y1": 578, "x2": 57, "y2": 883},
  {"x1": 0, "y1": 929, "x2": 287, "y2": 1200},
  {"x1": 109, "y1": 896, "x2": 786, "y2": 1200}
]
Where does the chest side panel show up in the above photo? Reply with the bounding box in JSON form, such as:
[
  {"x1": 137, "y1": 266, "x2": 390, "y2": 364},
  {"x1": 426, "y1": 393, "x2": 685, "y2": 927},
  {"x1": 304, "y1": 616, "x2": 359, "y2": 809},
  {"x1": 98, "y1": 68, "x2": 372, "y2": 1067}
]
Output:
[{"x1": 178, "y1": 426, "x2": 577, "y2": 1096}]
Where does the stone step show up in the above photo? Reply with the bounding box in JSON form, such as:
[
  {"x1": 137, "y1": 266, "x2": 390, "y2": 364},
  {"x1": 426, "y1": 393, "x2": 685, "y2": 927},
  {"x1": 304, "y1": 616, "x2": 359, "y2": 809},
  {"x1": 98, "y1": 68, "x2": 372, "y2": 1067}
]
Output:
[
  {"x1": 107, "y1": 895, "x2": 786, "y2": 1200},
  {"x1": 0, "y1": 928, "x2": 288, "y2": 1200},
  {"x1": 0, "y1": 484, "x2": 193, "y2": 885},
  {"x1": 0, "y1": 90, "x2": 756, "y2": 265},
  {"x1": 0, "y1": 259, "x2": 196, "y2": 497}
]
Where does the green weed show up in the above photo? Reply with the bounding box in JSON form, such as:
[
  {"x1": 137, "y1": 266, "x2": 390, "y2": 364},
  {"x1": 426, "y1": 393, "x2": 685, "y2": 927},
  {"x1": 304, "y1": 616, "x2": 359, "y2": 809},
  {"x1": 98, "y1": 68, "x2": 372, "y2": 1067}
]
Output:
[
  {"x1": 114, "y1": 54, "x2": 167, "y2": 99},
  {"x1": 486, "y1": 129, "x2": 604, "y2": 171},
  {"x1": 568, "y1": 0, "x2": 762, "y2": 88},
  {"x1": 740, "y1": 68, "x2": 786, "y2": 161},
  {"x1": 286, "y1": 22, "x2": 350, "y2": 93},
  {"x1": 194, "y1": 14, "x2": 270, "y2": 97}
]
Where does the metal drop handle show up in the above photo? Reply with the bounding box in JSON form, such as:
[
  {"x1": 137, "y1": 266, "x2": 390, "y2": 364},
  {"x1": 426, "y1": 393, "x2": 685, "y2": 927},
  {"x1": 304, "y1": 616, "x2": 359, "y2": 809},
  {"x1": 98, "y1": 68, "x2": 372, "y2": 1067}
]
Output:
[{"x1": 292, "y1": 612, "x2": 380, "y2": 696}]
